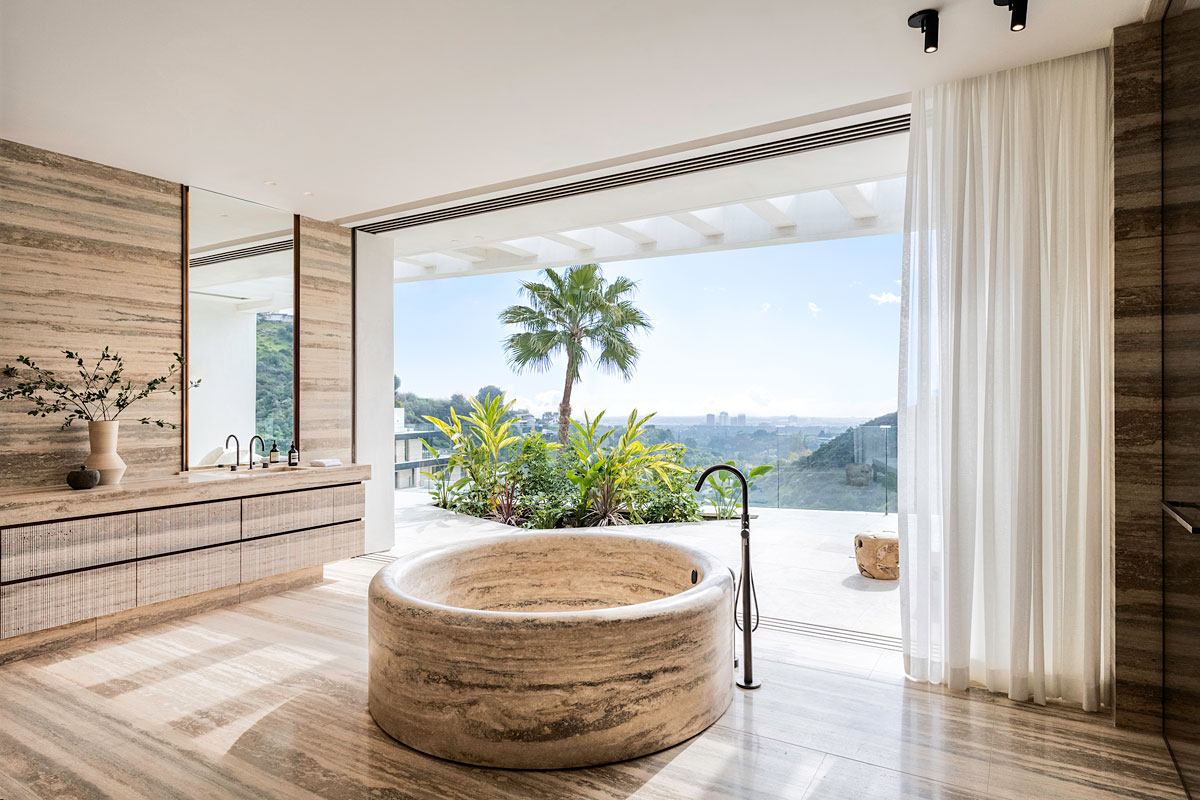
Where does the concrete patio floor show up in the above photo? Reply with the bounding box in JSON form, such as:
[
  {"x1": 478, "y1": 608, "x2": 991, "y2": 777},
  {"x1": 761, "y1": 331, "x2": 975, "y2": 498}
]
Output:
[{"x1": 391, "y1": 488, "x2": 901, "y2": 640}]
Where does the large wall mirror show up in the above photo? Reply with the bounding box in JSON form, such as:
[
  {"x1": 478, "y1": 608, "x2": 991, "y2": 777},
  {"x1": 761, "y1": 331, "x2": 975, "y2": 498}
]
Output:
[{"x1": 185, "y1": 187, "x2": 295, "y2": 469}]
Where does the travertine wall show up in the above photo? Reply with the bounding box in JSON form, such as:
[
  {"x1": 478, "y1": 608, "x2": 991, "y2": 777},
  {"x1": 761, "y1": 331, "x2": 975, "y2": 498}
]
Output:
[
  {"x1": 297, "y1": 217, "x2": 354, "y2": 463},
  {"x1": 1161, "y1": 7, "x2": 1200, "y2": 779},
  {"x1": 0, "y1": 143, "x2": 358, "y2": 486},
  {"x1": 1110, "y1": 12, "x2": 1198, "y2": 732},
  {"x1": 0, "y1": 140, "x2": 184, "y2": 487}
]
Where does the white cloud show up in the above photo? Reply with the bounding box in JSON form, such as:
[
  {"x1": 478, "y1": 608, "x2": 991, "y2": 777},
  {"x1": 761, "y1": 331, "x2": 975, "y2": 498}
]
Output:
[
  {"x1": 808, "y1": 301, "x2": 821, "y2": 317},
  {"x1": 869, "y1": 292, "x2": 901, "y2": 305},
  {"x1": 511, "y1": 390, "x2": 564, "y2": 415},
  {"x1": 760, "y1": 302, "x2": 772, "y2": 314}
]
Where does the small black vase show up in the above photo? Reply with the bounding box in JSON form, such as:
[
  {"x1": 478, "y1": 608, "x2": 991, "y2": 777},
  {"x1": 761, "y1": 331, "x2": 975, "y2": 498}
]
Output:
[{"x1": 67, "y1": 465, "x2": 100, "y2": 490}]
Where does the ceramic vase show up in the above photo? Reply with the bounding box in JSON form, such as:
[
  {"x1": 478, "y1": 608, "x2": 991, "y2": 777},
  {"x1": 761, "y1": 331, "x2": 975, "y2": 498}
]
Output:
[{"x1": 84, "y1": 420, "x2": 127, "y2": 485}]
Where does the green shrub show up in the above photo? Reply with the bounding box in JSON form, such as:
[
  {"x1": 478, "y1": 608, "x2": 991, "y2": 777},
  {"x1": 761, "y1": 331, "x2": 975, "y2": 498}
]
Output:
[
  {"x1": 421, "y1": 397, "x2": 700, "y2": 529},
  {"x1": 564, "y1": 410, "x2": 687, "y2": 526},
  {"x1": 639, "y1": 445, "x2": 701, "y2": 524},
  {"x1": 702, "y1": 460, "x2": 775, "y2": 519}
]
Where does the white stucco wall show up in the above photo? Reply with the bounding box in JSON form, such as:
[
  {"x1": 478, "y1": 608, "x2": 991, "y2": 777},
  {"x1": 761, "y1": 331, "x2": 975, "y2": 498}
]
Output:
[
  {"x1": 355, "y1": 230, "x2": 396, "y2": 552},
  {"x1": 187, "y1": 294, "x2": 256, "y2": 465}
]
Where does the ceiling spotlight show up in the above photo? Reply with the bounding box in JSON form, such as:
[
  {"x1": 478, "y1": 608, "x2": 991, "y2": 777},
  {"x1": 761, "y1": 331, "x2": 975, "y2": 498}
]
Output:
[
  {"x1": 908, "y1": 9, "x2": 939, "y2": 53},
  {"x1": 994, "y1": 0, "x2": 1027, "y2": 31}
]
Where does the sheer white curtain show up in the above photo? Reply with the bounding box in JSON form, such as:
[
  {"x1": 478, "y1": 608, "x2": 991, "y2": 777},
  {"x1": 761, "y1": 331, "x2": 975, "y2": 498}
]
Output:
[{"x1": 898, "y1": 49, "x2": 1113, "y2": 710}]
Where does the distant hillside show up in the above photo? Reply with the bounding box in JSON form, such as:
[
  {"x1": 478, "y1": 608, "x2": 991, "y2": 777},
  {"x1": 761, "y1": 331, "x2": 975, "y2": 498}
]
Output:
[
  {"x1": 801, "y1": 411, "x2": 897, "y2": 471},
  {"x1": 256, "y1": 316, "x2": 294, "y2": 446}
]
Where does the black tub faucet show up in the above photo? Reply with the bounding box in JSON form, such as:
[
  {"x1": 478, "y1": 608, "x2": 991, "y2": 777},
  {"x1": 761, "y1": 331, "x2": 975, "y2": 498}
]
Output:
[{"x1": 695, "y1": 463, "x2": 760, "y2": 690}]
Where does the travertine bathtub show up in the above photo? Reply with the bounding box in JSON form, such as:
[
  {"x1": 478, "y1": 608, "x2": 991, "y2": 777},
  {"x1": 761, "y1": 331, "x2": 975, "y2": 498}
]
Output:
[{"x1": 367, "y1": 531, "x2": 734, "y2": 769}]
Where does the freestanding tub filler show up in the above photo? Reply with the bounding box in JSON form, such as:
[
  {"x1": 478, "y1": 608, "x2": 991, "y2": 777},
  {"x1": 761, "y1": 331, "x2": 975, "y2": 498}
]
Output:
[{"x1": 368, "y1": 531, "x2": 734, "y2": 769}]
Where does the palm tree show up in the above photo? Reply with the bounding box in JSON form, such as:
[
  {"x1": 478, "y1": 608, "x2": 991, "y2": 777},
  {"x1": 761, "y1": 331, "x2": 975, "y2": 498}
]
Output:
[{"x1": 500, "y1": 264, "x2": 652, "y2": 445}]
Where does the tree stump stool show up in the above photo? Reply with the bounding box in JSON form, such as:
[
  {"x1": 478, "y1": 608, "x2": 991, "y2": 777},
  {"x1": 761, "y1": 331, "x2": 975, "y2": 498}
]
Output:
[
  {"x1": 855, "y1": 533, "x2": 899, "y2": 580},
  {"x1": 845, "y1": 463, "x2": 872, "y2": 486}
]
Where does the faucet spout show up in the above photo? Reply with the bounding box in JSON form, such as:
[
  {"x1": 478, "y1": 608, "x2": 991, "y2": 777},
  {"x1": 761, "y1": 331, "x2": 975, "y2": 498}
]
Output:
[
  {"x1": 224, "y1": 434, "x2": 240, "y2": 471},
  {"x1": 248, "y1": 435, "x2": 266, "y2": 469},
  {"x1": 694, "y1": 463, "x2": 750, "y2": 526}
]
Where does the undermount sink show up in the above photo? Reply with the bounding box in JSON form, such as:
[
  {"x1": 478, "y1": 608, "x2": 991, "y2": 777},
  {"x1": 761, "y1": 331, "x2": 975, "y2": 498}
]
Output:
[{"x1": 184, "y1": 465, "x2": 308, "y2": 481}]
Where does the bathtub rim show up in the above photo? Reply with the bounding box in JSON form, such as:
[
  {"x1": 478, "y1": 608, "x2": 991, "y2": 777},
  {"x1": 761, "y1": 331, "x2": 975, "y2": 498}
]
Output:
[{"x1": 370, "y1": 529, "x2": 732, "y2": 623}]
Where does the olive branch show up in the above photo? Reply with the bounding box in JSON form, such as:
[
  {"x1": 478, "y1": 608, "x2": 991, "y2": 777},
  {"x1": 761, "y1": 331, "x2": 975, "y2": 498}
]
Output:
[{"x1": 0, "y1": 348, "x2": 200, "y2": 430}]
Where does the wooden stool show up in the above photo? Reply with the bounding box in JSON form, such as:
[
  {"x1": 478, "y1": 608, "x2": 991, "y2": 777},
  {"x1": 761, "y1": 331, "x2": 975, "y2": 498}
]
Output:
[{"x1": 855, "y1": 533, "x2": 899, "y2": 580}]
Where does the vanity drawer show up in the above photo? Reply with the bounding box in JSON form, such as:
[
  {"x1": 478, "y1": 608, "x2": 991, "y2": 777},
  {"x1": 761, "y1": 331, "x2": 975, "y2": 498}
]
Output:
[
  {"x1": 1, "y1": 563, "x2": 135, "y2": 638},
  {"x1": 1, "y1": 513, "x2": 136, "y2": 582},
  {"x1": 241, "y1": 488, "x2": 336, "y2": 538},
  {"x1": 241, "y1": 520, "x2": 364, "y2": 582},
  {"x1": 137, "y1": 543, "x2": 241, "y2": 606},
  {"x1": 332, "y1": 483, "x2": 365, "y2": 523},
  {"x1": 137, "y1": 500, "x2": 241, "y2": 558}
]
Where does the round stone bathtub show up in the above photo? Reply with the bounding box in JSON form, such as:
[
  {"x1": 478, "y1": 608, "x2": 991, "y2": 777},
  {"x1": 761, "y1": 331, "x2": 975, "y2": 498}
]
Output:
[{"x1": 367, "y1": 531, "x2": 734, "y2": 769}]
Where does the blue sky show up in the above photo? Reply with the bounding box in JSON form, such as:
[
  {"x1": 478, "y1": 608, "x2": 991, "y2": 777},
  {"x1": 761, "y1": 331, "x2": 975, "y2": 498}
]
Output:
[{"x1": 394, "y1": 234, "x2": 901, "y2": 420}]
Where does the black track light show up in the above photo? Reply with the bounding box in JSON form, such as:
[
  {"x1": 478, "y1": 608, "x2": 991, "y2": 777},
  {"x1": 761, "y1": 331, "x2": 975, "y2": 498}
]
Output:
[
  {"x1": 908, "y1": 9, "x2": 939, "y2": 53},
  {"x1": 994, "y1": 0, "x2": 1028, "y2": 31}
]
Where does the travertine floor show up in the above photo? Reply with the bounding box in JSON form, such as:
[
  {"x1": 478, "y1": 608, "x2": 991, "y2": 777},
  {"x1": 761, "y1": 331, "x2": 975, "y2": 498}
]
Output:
[{"x1": 0, "y1": 549, "x2": 1184, "y2": 799}]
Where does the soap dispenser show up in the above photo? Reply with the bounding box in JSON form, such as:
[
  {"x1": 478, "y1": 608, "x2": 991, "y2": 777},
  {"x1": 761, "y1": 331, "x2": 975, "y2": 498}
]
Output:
[
  {"x1": 288, "y1": 440, "x2": 299, "y2": 467},
  {"x1": 269, "y1": 440, "x2": 280, "y2": 464}
]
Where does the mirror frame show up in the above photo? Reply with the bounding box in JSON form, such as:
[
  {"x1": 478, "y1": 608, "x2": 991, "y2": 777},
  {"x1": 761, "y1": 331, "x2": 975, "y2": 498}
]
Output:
[{"x1": 181, "y1": 185, "x2": 300, "y2": 470}]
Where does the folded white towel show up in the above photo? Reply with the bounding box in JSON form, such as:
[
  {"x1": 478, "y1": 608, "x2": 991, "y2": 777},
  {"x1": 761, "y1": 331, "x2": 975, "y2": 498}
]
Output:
[{"x1": 310, "y1": 458, "x2": 343, "y2": 468}]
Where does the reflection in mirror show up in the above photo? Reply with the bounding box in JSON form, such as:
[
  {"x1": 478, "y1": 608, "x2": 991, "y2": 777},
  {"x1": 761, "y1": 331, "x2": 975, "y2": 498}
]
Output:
[{"x1": 186, "y1": 188, "x2": 294, "y2": 468}]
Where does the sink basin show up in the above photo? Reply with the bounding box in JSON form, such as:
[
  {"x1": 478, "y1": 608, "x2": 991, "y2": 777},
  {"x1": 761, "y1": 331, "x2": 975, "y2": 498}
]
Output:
[
  {"x1": 183, "y1": 465, "x2": 307, "y2": 482},
  {"x1": 184, "y1": 470, "x2": 244, "y2": 482}
]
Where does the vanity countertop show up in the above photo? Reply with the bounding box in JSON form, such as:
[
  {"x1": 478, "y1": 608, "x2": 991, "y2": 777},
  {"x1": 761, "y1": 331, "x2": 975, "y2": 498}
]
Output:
[{"x1": 0, "y1": 463, "x2": 372, "y2": 527}]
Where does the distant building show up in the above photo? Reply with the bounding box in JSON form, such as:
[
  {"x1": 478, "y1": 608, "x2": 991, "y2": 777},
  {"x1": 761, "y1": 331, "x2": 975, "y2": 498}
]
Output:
[
  {"x1": 706, "y1": 413, "x2": 716, "y2": 426},
  {"x1": 735, "y1": 413, "x2": 746, "y2": 426},
  {"x1": 719, "y1": 411, "x2": 729, "y2": 426}
]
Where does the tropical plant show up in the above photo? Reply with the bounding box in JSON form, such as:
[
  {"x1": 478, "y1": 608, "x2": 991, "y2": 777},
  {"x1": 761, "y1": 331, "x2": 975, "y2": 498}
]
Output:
[
  {"x1": 0, "y1": 348, "x2": 196, "y2": 429},
  {"x1": 418, "y1": 441, "x2": 457, "y2": 509},
  {"x1": 423, "y1": 393, "x2": 521, "y2": 509},
  {"x1": 641, "y1": 445, "x2": 701, "y2": 524},
  {"x1": 420, "y1": 400, "x2": 701, "y2": 528},
  {"x1": 521, "y1": 492, "x2": 570, "y2": 529},
  {"x1": 703, "y1": 460, "x2": 776, "y2": 519},
  {"x1": 499, "y1": 264, "x2": 652, "y2": 445},
  {"x1": 510, "y1": 433, "x2": 569, "y2": 495},
  {"x1": 424, "y1": 393, "x2": 518, "y2": 501},
  {"x1": 489, "y1": 477, "x2": 520, "y2": 525},
  {"x1": 564, "y1": 410, "x2": 687, "y2": 525},
  {"x1": 461, "y1": 393, "x2": 521, "y2": 490}
]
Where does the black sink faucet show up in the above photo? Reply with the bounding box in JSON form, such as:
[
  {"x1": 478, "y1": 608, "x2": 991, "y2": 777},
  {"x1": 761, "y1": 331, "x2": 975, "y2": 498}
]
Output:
[
  {"x1": 224, "y1": 434, "x2": 241, "y2": 471},
  {"x1": 248, "y1": 435, "x2": 266, "y2": 469},
  {"x1": 695, "y1": 463, "x2": 760, "y2": 691}
]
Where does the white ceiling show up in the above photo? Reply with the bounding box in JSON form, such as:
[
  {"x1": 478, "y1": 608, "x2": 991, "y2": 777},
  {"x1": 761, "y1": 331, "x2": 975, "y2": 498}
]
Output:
[
  {"x1": 0, "y1": 0, "x2": 1144, "y2": 222},
  {"x1": 188, "y1": 187, "x2": 292, "y2": 253}
]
